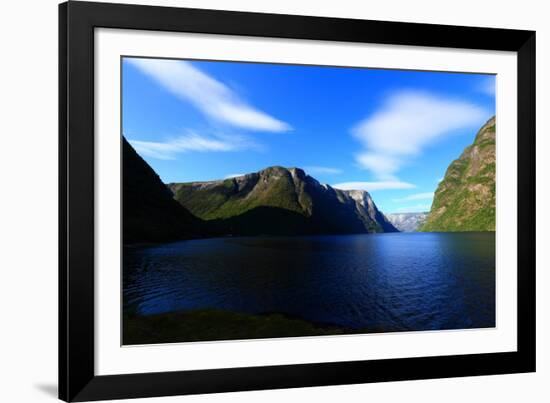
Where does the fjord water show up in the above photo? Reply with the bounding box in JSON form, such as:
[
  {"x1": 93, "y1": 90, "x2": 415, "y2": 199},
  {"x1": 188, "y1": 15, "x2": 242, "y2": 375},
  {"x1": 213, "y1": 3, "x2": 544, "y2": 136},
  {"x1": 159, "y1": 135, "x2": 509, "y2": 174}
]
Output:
[{"x1": 123, "y1": 232, "x2": 495, "y2": 332}]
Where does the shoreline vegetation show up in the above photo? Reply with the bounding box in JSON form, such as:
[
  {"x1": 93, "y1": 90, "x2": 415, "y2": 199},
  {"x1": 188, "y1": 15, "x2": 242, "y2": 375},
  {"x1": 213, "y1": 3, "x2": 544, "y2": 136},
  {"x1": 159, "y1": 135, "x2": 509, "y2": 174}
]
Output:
[{"x1": 122, "y1": 309, "x2": 398, "y2": 345}]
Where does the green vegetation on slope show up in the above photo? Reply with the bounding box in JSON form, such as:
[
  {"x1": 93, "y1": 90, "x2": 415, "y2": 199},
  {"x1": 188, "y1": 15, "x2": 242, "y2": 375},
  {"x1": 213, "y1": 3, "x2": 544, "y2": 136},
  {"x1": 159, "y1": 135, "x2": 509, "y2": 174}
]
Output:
[
  {"x1": 168, "y1": 166, "x2": 397, "y2": 236},
  {"x1": 172, "y1": 168, "x2": 309, "y2": 220},
  {"x1": 421, "y1": 117, "x2": 496, "y2": 232},
  {"x1": 123, "y1": 309, "x2": 398, "y2": 345}
]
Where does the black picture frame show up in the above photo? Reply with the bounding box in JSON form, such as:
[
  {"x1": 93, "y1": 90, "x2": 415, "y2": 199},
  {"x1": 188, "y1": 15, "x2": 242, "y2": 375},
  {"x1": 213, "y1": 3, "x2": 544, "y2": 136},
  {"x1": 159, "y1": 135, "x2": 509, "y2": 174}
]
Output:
[{"x1": 59, "y1": 1, "x2": 536, "y2": 401}]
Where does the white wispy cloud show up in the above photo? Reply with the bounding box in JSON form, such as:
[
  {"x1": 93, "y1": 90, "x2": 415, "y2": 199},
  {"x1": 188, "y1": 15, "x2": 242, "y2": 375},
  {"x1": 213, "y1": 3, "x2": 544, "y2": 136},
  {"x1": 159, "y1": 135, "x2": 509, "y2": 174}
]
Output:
[
  {"x1": 304, "y1": 166, "x2": 343, "y2": 175},
  {"x1": 129, "y1": 132, "x2": 239, "y2": 160},
  {"x1": 351, "y1": 90, "x2": 489, "y2": 180},
  {"x1": 332, "y1": 181, "x2": 416, "y2": 192},
  {"x1": 395, "y1": 204, "x2": 432, "y2": 213},
  {"x1": 393, "y1": 192, "x2": 434, "y2": 202},
  {"x1": 224, "y1": 173, "x2": 245, "y2": 179},
  {"x1": 354, "y1": 153, "x2": 400, "y2": 181},
  {"x1": 127, "y1": 58, "x2": 291, "y2": 132}
]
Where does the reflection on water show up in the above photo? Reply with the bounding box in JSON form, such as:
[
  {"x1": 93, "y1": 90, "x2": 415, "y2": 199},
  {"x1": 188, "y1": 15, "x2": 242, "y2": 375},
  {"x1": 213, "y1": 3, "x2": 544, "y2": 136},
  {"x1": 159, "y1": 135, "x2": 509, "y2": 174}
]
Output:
[{"x1": 123, "y1": 232, "x2": 495, "y2": 331}]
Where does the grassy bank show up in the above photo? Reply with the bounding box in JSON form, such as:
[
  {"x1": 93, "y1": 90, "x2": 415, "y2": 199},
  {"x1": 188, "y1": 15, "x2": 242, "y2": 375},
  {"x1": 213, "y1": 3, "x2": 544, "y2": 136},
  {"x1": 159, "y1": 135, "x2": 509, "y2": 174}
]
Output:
[{"x1": 123, "y1": 309, "x2": 391, "y2": 345}]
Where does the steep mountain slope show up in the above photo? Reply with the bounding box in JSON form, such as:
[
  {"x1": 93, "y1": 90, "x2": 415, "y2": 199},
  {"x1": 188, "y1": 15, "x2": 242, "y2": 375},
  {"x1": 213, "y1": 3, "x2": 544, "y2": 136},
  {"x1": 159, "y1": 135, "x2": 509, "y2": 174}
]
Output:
[
  {"x1": 168, "y1": 166, "x2": 398, "y2": 236},
  {"x1": 345, "y1": 190, "x2": 399, "y2": 233},
  {"x1": 123, "y1": 137, "x2": 206, "y2": 244},
  {"x1": 421, "y1": 117, "x2": 496, "y2": 232},
  {"x1": 386, "y1": 212, "x2": 428, "y2": 232}
]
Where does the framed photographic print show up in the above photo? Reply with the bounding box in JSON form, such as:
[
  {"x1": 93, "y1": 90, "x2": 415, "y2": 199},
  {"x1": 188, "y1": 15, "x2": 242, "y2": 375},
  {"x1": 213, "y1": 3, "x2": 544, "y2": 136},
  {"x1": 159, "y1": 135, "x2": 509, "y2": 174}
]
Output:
[{"x1": 59, "y1": 1, "x2": 536, "y2": 401}]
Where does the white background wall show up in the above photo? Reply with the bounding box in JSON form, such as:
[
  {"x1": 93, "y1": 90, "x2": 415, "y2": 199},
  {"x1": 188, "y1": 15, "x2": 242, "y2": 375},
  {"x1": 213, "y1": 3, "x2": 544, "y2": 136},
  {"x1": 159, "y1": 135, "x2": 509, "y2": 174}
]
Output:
[{"x1": 0, "y1": 0, "x2": 547, "y2": 402}]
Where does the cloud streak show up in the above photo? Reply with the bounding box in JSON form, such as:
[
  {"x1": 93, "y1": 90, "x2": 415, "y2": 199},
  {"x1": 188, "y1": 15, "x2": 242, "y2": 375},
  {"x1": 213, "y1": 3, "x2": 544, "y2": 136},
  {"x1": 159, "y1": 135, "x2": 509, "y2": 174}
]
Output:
[
  {"x1": 352, "y1": 90, "x2": 489, "y2": 180},
  {"x1": 332, "y1": 181, "x2": 416, "y2": 192},
  {"x1": 305, "y1": 166, "x2": 343, "y2": 175},
  {"x1": 127, "y1": 58, "x2": 291, "y2": 132},
  {"x1": 129, "y1": 132, "x2": 240, "y2": 160},
  {"x1": 393, "y1": 192, "x2": 434, "y2": 202}
]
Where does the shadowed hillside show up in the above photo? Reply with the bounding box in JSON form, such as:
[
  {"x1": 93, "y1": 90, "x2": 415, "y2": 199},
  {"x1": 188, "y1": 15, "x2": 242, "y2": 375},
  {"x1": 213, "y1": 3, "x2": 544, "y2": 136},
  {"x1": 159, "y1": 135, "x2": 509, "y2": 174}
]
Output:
[{"x1": 123, "y1": 137, "x2": 207, "y2": 244}]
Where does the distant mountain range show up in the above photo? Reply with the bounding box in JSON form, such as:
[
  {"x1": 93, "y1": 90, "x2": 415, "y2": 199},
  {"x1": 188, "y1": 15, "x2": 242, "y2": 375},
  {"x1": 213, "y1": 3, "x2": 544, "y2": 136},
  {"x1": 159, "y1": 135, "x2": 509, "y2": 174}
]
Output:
[
  {"x1": 421, "y1": 116, "x2": 496, "y2": 232},
  {"x1": 168, "y1": 166, "x2": 397, "y2": 237},
  {"x1": 386, "y1": 212, "x2": 428, "y2": 232}
]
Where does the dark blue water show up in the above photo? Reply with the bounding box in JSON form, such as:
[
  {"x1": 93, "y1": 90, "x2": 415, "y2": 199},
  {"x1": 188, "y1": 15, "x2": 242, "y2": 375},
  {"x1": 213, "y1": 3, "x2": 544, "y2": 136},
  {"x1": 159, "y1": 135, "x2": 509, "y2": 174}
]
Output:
[{"x1": 123, "y1": 232, "x2": 495, "y2": 332}]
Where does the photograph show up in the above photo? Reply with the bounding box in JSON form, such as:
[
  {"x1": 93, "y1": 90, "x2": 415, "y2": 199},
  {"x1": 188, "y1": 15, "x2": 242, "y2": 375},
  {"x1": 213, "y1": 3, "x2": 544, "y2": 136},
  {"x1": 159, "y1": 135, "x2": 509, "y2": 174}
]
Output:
[{"x1": 121, "y1": 56, "x2": 496, "y2": 345}]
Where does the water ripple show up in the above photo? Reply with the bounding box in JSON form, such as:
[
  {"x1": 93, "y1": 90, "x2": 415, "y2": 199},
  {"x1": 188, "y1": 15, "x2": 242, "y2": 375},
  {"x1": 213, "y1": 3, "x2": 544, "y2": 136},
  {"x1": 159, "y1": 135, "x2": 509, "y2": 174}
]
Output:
[{"x1": 123, "y1": 232, "x2": 495, "y2": 332}]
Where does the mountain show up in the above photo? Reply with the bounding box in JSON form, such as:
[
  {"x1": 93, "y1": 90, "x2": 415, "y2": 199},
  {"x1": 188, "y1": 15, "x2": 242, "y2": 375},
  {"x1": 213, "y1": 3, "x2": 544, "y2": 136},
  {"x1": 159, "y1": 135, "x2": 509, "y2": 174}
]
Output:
[
  {"x1": 168, "y1": 166, "x2": 398, "y2": 236},
  {"x1": 386, "y1": 212, "x2": 428, "y2": 232},
  {"x1": 345, "y1": 190, "x2": 398, "y2": 233},
  {"x1": 421, "y1": 117, "x2": 496, "y2": 232},
  {"x1": 123, "y1": 137, "x2": 207, "y2": 244}
]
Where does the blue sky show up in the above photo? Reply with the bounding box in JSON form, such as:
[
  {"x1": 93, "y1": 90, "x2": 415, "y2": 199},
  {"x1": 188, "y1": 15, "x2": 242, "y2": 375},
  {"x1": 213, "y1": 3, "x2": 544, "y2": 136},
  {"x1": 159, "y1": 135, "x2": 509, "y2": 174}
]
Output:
[{"x1": 122, "y1": 57, "x2": 495, "y2": 214}]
